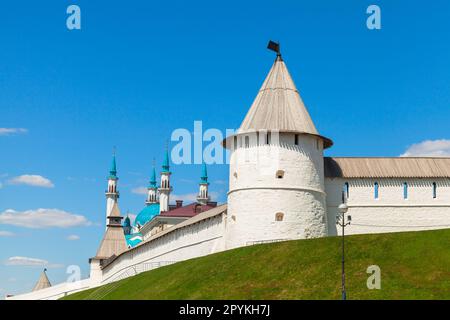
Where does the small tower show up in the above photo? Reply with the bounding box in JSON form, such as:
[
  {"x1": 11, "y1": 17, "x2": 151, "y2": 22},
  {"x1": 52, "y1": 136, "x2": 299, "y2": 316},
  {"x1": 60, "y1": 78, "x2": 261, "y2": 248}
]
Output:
[
  {"x1": 197, "y1": 163, "x2": 210, "y2": 205},
  {"x1": 32, "y1": 268, "x2": 51, "y2": 292},
  {"x1": 146, "y1": 162, "x2": 158, "y2": 205},
  {"x1": 123, "y1": 214, "x2": 131, "y2": 236},
  {"x1": 105, "y1": 151, "x2": 119, "y2": 226},
  {"x1": 90, "y1": 202, "x2": 128, "y2": 281},
  {"x1": 159, "y1": 148, "x2": 172, "y2": 213}
]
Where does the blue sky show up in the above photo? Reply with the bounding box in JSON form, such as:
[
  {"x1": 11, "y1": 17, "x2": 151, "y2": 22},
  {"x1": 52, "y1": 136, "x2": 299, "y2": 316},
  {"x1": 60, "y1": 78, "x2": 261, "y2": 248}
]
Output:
[{"x1": 1, "y1": 0, "x2": 450, "y2": 295}]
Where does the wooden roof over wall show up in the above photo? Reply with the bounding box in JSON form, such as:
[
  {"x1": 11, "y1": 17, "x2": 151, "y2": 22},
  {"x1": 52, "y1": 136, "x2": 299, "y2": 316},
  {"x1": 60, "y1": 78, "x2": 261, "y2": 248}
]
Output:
[{"x1": 324, "y1": 157, "x2": 450, "y2": 178}]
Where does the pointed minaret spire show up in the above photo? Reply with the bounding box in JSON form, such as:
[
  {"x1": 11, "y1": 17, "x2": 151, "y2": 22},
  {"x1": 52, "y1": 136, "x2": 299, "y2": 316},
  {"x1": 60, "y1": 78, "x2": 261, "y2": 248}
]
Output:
[
  {"x1": 159, "y1": 144, "x2": 172, "y2": 213},
  {"x1": 109, "y1": 147, "x2": 117, "y2": 178},
  {"x1": 105, "y1": 149, "x2": 120, "y2": 226},
  {"x1": 197, "y1": 162, "x2": 210, "y2": 205},
  {"x1": 146, "y1": 159, "x2": 158, "y2": 205},
  {"x1": 162, "y1": 142, "x2": 170, "y2": 173}
]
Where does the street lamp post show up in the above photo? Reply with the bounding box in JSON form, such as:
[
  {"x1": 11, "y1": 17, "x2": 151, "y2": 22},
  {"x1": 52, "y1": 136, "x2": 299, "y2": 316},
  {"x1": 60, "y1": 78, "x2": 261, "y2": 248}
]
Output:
[{"x1": 336, "y1": 193, "x2": 351, "y2": 300}]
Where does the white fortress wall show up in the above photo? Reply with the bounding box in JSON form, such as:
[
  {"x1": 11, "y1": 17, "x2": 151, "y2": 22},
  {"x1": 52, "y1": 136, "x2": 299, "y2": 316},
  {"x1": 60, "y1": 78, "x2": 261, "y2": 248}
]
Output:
[
  {"x1": 326, "y1": 177, "x2": 450, "y2": 236},
  {"x1": 7, "y1": 206, "x2": 227, "y2": 300},
  {"x1": 100, "y1": 206, "x2": 227, "y2": 284},
  {"x1": 6, "y1": 278, "x2": 97, "y2": 301}
]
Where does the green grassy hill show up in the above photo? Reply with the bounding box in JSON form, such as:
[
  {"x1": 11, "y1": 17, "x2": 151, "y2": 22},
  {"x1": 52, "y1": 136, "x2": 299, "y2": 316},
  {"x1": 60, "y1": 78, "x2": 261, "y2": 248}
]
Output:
[{"x1": 64, "y1": 229, "x2": 450, "y2": 300}]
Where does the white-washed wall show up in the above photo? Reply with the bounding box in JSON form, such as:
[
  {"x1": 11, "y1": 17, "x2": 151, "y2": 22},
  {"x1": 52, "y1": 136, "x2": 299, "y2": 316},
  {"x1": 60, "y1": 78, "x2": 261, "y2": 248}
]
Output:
[
  {"x1": 6, "y1": 278, "x2": 96, "y2": 300},
  {"x1": 100, "y1": 213, "x2": 225, "y2": 284},
  {"x1": 326, "y1": 178, "x2": 450, "y2": 235},
  {"x1": 7, "y1": 213, "x2": 225, "y2": 300},
  {"x1": 226, "y1": 133, "x2": 328, "y2": 248}
]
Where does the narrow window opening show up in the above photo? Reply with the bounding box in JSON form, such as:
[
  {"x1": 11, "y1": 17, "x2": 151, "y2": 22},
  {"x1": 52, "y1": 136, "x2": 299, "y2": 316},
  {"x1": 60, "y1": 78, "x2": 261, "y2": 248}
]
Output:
[
  {"x1": 276, "y1": 170, "x2": 285, "y2": 179},
  {"x1": 374, "y1": 182, "x2": 379, "y2": 199},
  {"x1": 275, "y1": 212, "x2": 284, "y2": 222},
  {"x1": 344, "y1": 182, "x2": 349, "y2": 199},
  {"x1": 245, "y1": 136, "x2": 250, "y2": 148},
  {"x1": 433, "y1": 182, "x2": 437, "y2": 199},
  {"x1": 403, "y1": 182, "x2": 408, "y2": 199},
  {"x1": 294, "y1": 134, "x2": 299, "y2": 145}
]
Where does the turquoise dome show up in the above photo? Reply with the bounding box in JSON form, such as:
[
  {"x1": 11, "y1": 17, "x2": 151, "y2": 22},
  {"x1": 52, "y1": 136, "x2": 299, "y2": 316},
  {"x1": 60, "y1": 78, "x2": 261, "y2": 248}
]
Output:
[
  {"x1": 135, "y1": 203, "x2": 160, "y2": 227},
  {"x1": 125, "y1": 233, "x2": 143, "y2": 248}
]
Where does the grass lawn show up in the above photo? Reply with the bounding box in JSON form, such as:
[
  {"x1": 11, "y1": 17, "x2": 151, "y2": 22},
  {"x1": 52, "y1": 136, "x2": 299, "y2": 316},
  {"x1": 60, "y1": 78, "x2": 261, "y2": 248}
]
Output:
[{"x1": 63, "y1": 229, "x2": 450, "y2": 300}]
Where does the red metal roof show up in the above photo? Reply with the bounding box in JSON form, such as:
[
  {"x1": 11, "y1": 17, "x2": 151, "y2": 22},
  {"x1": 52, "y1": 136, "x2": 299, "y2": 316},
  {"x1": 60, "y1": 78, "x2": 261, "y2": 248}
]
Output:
[{"x1": 159, "y1": 202, "x2": 217, "y2": 218}]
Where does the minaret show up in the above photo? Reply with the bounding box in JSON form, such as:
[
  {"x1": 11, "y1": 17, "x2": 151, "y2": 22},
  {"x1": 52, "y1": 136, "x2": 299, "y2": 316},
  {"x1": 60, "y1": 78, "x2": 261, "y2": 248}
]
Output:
[
  {"x1": 146, "y1": 162, "x2": 158, "y2": 205},
  {"x1": 105, "y1": 152, "x2": 119, "y2": 226},
  {"x1": 223, "y1": 42, "x2": 333, "y2": 249},
  {"x1": 197, "y1": 162, "x2": 210, "y2": 205},
  {"x1": 158, "y1": 148, "x2": 172, "y2": 213}
]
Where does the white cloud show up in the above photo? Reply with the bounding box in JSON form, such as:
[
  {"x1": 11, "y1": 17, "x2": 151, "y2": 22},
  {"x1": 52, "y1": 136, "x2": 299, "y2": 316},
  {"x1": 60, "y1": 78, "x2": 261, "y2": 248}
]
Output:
[
  {"x1": 401, "y1": 139, "x2": 450, "y2": 157},
  {"x1": 131, "y1": 186, "x2": 147, "y2": 195},
  {"x1": 66, "y1": 234, "x2": 80, "y2": 241},
  {"x1": 8, "y1": 175, "x2": 54, "y2": 188},
  {"x1": 0, "y1": 231, "x2": 15, "y2": 237},
  {"x1": 0, "y1": 128, "x2": 28, "y2": 136},
  {"x1": 0, "y1": 208, "x2": 92, "y2": 229},
  {"x1": 4, "y1": 256, "x2": 63, "y2": 268},
  {"x1": 213, "y1": 180, "x2": 227, "y2": 185}
]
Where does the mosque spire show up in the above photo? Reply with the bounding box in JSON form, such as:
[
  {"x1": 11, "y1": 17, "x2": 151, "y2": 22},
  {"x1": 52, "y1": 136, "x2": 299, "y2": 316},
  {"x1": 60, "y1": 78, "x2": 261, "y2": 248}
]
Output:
[
  {"x1": 105, "y1": 149, "x2": 120, "y2": 226},
  {"x1": 197, "y1": 162, "x2": 210, "y2": 205},
  {"x1": 149, "y1": 159, "x2": 157, "y2": 187},
  {"x1": 200, "y1": 162, "x2": 208, "y2": 184},
  {"x1": 159, "y1": 144, "x2": 172, "y2": 213},
  {"x1": 146, "y1": 159, "x2": 158, "y2": 205},
  {"x1": 162, "y1": 142, "x2": 170, "y2": 173},
  {"x1": 109, "y1": 147, "x2": 118, "y2": 179}
]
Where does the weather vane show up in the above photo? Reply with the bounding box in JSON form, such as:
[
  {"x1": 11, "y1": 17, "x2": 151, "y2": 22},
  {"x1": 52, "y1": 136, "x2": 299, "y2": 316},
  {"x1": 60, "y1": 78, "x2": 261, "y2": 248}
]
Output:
[{"x1": 267, "y1": 40, "x2": 281, "y2": 56}]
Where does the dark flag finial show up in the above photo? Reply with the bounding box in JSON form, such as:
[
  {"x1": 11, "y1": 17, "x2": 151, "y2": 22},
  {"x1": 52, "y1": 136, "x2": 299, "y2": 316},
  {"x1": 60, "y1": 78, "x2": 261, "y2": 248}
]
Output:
[{"x1": 267, "y1": 40, "x2": 281, "y2": 57}]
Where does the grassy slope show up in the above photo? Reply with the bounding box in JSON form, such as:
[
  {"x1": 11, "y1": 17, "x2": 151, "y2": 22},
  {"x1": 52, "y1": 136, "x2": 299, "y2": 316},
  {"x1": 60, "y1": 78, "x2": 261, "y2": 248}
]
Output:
[{"x1": 64, "y1": 229, "x2": 450, "y2": 300}]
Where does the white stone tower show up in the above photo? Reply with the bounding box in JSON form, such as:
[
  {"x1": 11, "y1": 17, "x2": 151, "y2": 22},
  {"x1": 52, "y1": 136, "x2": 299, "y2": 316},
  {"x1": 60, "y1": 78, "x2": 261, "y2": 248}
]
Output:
[
  {"x1": 105, "y1": 152, "x2": 119, "y2": 226},
  {"x1": 159, "y1": 148, "x2": 172, "y2": 213},
  {"x1": 197, "y1": 163, "x2": 210, "y2": 205},
  {"x1": 146, "y1": 162, "x2": 158, "y2": 205},
  {"x1": 223, "y1": 44, "x2": 333, "y2": 249}
]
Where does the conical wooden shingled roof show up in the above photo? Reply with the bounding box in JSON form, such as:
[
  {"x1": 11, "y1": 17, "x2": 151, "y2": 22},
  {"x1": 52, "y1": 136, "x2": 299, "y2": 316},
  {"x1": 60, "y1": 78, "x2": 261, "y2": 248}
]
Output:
[
  {"x1": 32, "y1": 269, "x2": 51, "y2": 292},
  {"x1": 95, "y1": 203, "x2": 128, "y2": 259},
  {"x1": 237, "y1": 56, "x2": 332, "y2": 148}
]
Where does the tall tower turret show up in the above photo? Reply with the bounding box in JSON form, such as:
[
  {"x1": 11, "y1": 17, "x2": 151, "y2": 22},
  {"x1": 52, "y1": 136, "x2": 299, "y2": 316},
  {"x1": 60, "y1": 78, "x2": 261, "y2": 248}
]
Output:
[
  {"x1": 197, "y1": 162, "x2": 210, "y2": 205},
  {"x1": 223, "y1": 42, "x2": 333, "y2": 249},
  {"x1": 105, "y1": 152, "x2": 119, "y2": 225},
  {"x1": 146, "y1": 162, "x2": 158, "y2": 205},
  {"x1": 159, "y1": 148, "x2": 172, "y2": 213}
]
